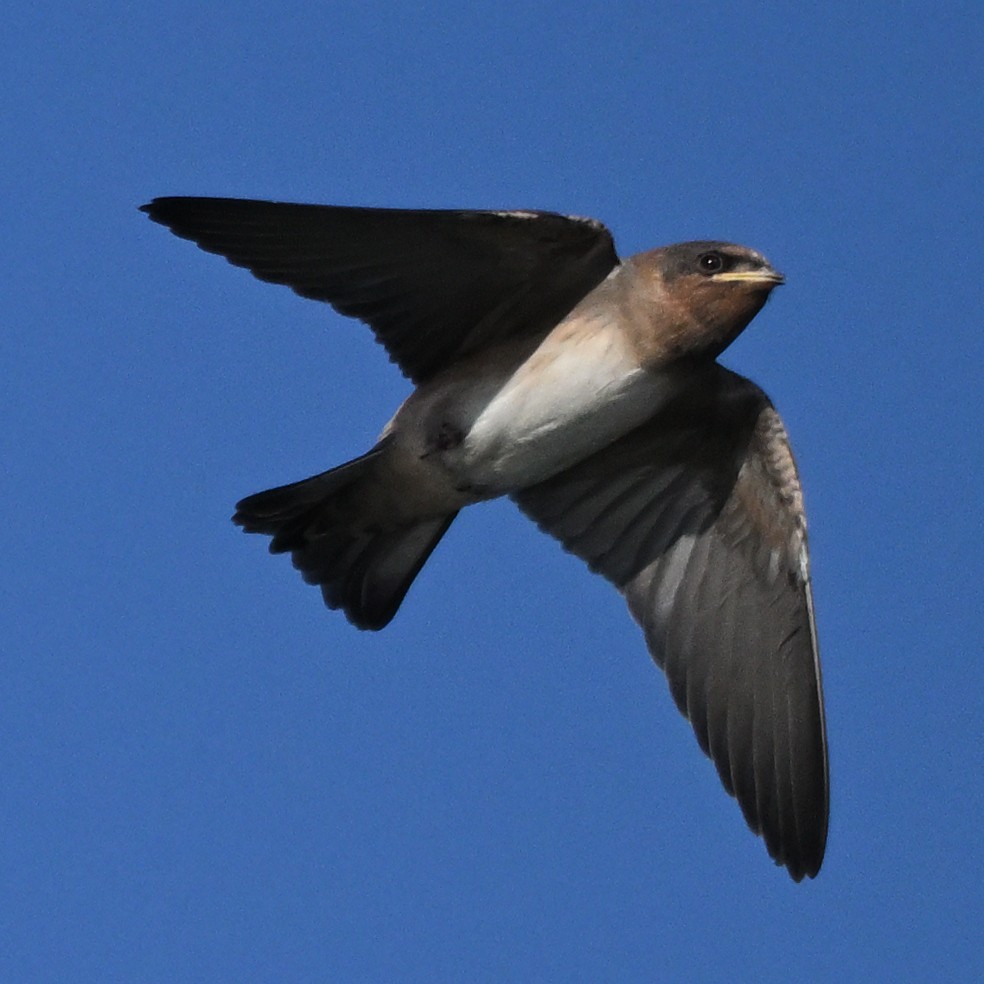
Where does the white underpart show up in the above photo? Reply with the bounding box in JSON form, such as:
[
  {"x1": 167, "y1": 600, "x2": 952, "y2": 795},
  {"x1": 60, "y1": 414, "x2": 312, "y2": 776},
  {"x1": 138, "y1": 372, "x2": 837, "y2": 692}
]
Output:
[{"x1": 448, "y1": 308, "x2": 678, "y2": 491}]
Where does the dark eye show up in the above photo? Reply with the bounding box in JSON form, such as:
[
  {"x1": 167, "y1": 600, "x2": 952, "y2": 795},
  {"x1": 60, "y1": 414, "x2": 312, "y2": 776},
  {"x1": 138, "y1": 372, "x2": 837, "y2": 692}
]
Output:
[{"x1": 698, "y1": 252, "x2": 725, "y2": 274}]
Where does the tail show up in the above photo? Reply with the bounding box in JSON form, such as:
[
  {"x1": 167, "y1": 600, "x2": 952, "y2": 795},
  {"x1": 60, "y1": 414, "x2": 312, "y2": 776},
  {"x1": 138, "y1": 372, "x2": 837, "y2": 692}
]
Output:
[{"x1": 233, "y1": 444, "x2": 457, "y2": 630}]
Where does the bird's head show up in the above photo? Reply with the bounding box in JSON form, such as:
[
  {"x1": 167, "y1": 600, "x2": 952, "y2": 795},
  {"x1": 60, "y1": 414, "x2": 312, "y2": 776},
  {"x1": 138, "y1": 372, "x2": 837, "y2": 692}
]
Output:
[{"x1": 634, "y1": 241, "x2": 784, "y2": 362}]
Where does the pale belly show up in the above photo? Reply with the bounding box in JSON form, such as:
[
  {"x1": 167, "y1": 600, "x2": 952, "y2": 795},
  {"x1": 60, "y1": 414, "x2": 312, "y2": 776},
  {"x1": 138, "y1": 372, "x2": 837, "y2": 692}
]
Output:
[{"x1": 439, "y1": 327, "x2": 680, "y2": 492}]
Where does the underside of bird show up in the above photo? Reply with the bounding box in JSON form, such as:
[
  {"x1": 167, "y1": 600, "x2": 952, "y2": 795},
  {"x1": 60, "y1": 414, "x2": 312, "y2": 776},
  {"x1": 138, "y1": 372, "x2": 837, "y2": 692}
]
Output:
[{"x1": 143, "y1": 195, "x2": 829, "y2": 882}]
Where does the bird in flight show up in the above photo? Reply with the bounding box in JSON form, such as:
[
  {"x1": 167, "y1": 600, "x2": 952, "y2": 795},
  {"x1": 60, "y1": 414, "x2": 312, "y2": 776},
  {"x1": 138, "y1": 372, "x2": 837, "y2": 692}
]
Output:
[{"x1": 141, "y1": 197, "x2": 828, "y2": 881}]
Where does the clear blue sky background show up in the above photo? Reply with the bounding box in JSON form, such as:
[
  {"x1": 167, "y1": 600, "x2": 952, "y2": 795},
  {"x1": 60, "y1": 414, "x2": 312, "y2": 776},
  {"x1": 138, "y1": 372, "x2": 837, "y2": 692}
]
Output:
[{"x1": 5, "y1": 3, "x2": 982, "y2": 981}]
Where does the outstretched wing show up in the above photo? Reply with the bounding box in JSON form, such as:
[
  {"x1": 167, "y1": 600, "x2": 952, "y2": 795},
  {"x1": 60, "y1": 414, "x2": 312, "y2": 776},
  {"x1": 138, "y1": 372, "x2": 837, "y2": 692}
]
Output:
[
  {"x1": 513, "y1": 366, "x2": 828, "y2": 880},
  {"x1": 141, "y1": 197, "x2": 618, "y2": 382}
]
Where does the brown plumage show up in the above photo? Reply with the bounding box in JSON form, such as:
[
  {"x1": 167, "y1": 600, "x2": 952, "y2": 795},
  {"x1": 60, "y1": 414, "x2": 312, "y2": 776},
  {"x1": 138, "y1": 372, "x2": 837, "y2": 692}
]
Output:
[{"x1": 142, "y1": 197, "x2": 828, "y2": 881}]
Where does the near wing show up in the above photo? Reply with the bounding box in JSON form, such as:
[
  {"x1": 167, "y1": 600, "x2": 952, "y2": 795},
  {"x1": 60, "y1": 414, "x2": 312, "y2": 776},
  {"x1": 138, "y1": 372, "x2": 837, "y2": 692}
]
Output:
[
  {"x1": 140, "y1": 197, "x2": 618, "y2": 382},
  {"x1": 513, "y1": 366, "x2": 829, "y2": 880}
]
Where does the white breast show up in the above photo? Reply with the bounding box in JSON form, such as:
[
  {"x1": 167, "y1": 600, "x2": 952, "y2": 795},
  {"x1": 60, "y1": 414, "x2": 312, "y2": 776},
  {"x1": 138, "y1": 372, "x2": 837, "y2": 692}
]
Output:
[{"x1": 449, "y1": 309, "x2": 677, "y2": 491}]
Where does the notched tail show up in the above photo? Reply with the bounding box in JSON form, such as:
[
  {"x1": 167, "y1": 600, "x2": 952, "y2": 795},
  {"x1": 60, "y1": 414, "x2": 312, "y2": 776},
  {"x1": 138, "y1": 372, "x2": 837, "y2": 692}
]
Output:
[{"x1": 233, "y1": 443, "x2": 456, "y2": 630}]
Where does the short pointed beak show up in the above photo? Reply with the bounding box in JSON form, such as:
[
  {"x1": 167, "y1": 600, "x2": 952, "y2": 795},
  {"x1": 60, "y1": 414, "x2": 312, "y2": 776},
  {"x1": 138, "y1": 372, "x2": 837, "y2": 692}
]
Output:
[{"x1": 715, "y1": 268, "x2": 785, "y2": 286}]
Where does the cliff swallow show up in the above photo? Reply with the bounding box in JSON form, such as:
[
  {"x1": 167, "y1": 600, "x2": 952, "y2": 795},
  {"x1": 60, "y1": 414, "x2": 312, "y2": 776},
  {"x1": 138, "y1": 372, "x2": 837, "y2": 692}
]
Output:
[{"x1": 141, "y1": 197, "x2": 828, "y2": 881}]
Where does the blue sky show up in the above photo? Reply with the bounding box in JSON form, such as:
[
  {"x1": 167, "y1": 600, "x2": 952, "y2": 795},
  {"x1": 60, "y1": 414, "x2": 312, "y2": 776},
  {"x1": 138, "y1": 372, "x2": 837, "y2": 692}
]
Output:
[{"x1": 4, "y1": 2, "x2": 982, "y2": 981}]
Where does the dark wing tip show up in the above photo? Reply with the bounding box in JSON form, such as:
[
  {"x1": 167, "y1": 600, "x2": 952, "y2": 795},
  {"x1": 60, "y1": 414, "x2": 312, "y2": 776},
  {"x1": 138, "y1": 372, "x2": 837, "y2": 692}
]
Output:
[
  {"x1": 139, "y1": 196, "x2": 176, "y2": 219},
  {"x1": 769, "y1": 797, "x2": 827, "y2": 882},
  {"x1": 139, "y1": 196, "x2": 195, "y2": 232},
  {"x1": 139, "y1": 195, "x2": 231, "y2": 229},
  {"x1": 782, "y1": 839, "x2": 826, "y2": 882}
]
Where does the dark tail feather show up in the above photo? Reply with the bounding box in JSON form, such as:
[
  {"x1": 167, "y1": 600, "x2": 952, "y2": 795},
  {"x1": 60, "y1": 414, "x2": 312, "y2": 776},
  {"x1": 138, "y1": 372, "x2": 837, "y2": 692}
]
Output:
[
  {"x1": 233, "y1": 444, "x2": 386, "y2": 538},
  {"x1": 233, "y1": 445, "x2": 456, "y2": 630},
  {"x1": 310, "y1": 516, "x2": 456, "y2": 630}
]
